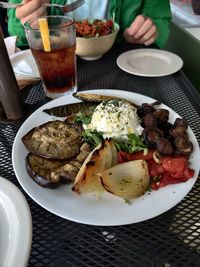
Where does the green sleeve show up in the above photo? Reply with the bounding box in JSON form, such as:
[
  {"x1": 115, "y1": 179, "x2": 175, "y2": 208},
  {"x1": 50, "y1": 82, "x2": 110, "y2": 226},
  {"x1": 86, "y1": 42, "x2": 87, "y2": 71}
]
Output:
[
  {"x1": 110, "y1": 0, "x2": 171, "y2": 48},
  {"x1": 7, "y1": 0, "x2": 65, "y2": 47},
  {"x1": 141, "y1": 0, "x2": 172, "y2": 48},
  {"x1": 7, "y1": 0, "x2": 27, "y2": 47}
]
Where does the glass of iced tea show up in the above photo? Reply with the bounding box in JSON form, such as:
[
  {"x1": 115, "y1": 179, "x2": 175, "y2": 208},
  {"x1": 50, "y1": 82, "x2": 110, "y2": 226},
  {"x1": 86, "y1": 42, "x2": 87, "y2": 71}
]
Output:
[{"x1": 24, "y1": 16, "x2": 77, "y2": 99}]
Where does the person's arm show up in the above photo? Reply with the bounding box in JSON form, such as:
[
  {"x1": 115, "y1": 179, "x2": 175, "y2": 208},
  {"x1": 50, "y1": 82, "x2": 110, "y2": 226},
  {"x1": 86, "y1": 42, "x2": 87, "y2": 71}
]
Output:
[
  {"x1": 140, "y1": 0, "x2": 172, "y2": 47},
  {"x1": 123, "y1": 15, "x2": 158, "y2": 47},
  {"x1": 7, "y1": 0, "x2": 65, "y2": 47},
  {"x1": 7, "y1": 8, "x2": 27, "y2": 46},
  {"x1": 7, "y1": 0, "x2": 49, "y2": 47},
  {"x1": 110, "y1": 0, "x2": 171, "y2": 48}
]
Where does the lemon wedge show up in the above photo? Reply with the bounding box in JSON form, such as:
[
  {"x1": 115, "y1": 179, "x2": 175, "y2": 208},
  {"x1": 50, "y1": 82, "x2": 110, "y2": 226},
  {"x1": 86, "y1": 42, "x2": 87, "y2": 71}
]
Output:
[{"x1": 39, "y1": 18, "x2": 51, "y2": 52}]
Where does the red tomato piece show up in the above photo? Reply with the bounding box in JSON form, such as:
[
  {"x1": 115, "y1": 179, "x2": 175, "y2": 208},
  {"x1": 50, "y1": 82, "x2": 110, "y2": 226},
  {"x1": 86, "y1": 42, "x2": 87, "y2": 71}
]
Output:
[
  {"x1": 130, "y1": 149, "x2": 155, "y2": 161},
  {"x1": 159, "y1": 172, "x2": 182, "y2": 188},
  {"x1": 150, "y1": 156, "x2": 195, "y2": 190},
  {"x1": 117, "y1": 151, "x2": 131, "y2": 163},
  {"x1": 162, "y1": 156, "x2": 187, "y2": 178},
  {"x1": 117, "y1": 149, "x2": 155, "y2": 164},
  {"x1": 150, "y1": 182, "x2": 160, "y2": 190},
  {"x1": 184, "y1": 167, "x2": 195, "y2": 179},
  {"x1": 147, "y1": 158, "x2": 164, "y2": 177}
]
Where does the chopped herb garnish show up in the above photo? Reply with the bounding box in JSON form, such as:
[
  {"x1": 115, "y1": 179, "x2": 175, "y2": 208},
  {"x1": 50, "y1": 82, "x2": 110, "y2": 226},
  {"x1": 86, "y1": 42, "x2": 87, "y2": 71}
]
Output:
[{"x1": 124, "y1": 199, "x2": 131, "y2": 205}]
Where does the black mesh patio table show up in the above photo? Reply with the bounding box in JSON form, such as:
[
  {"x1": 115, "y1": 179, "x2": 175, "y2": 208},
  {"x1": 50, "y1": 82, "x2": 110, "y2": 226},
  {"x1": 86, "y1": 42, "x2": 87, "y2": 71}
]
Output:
[{"x1": 1, "y1": 43, "x2": 200, "y2": 267}]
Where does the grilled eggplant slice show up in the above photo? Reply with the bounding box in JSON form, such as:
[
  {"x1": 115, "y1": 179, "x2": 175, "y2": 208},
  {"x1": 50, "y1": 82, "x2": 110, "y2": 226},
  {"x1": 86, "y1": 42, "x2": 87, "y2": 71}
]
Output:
[
  {"x1": 43, "y1": 93, "x2": 138, "y2": 118},
  {"x1": 26, "y1": 153, "x2": 66, "y2": 188},
  {"x1": 43, "y1": 102, "x2": 97, "y2": 117},
  {"x1": 64, "y1": 114, "x2": 77, "y2": 124},
  {"x1": 73, "y1": 92, "x2": 117, "y2": 102},
  {"x1": 26, "y1": 143, "x2": 91, "y2": 189},
  {"x1": 22, "y1": 120, "x2": 82, "y2": 160},
  {"x1": 51, "y1": 143, "x2": 91, "y2": 183},
  {"x1": 73, "y1": 92, "x2": 138, "y2": 107}
]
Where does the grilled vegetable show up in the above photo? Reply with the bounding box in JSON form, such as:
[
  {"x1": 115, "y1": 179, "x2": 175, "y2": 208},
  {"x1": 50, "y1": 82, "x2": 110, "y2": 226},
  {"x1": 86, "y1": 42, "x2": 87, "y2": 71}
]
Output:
[
  {"x1": 110, "y1": 140, "x2": 118, "y2": 166},
  {"x1": 43, "y1": 102, "x2": 97, "y2": 117},
  {"x1": 43, "y1": 93, "x2": 138, "y2": 118},
  {"x1": 72, "y1": 140, "x2": 117, "y2": 194},
  {"x1": 73, "y1": 92, "x2": 138, "y2": 107},
  {"x1": 72, "y1": 143, "x2": 103, "y2": 194},
  {"x1": 26, "y1": 153, "x2": 65, "y2": 188},
  {"x1": 26, "y1": 143, "x2": 91, "y2": 188},
  {"x1": 99, "y1": 160, "x2": 149, "y2": 200},
  {"x1": 73, "y1": 92, "x2": 118, "y2": 102},
  {"x1": 51, "y1": 143, "x2": 91, "y2": 183},
  {"x1": 22, "y1": 120, "x2": 82, "y2": 160},
  {"x1": 64, "y1": 114, "x2": 77, "y2": 124}
]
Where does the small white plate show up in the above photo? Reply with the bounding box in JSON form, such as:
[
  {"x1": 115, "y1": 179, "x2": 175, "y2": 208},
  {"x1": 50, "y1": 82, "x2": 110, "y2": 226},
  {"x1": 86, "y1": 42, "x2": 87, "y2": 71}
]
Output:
[
  {"x1": 12, "y1": 89, "x2": 200, "y2": 226},
  {"x1": 117, "y1": 49, "x2": 183, "y2": 77},
  {"x1": 10, "y1": 49, "x2": 40, "y2": 78},
  {"x1": 0, "y1": 177, "x2": 32, "y2": 267}
]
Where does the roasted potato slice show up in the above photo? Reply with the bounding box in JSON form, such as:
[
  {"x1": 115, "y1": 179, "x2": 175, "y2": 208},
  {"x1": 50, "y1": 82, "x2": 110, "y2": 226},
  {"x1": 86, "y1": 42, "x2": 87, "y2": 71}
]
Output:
[
  {"x1": 22, "y1": 120, "x2": 82, "y2": 160},
  {"x1": 100, "y1": 160, "x2": 149, "y2": 200},
  {"x1": 72, "y1": 140, "x2": 114, "y2": 194},
  {"x1": 110, "y1": 140, "x2": 118, "y2": 166},
  {"x1": 72, "y1": 144, "x2": 103, "y2": 194}
]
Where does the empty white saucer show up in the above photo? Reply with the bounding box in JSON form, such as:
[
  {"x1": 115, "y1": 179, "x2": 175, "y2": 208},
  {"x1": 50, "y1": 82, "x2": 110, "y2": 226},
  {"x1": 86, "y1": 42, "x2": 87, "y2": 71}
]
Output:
[{"x1": 117, "y1": 48, "x2": 183, "y2": 77}]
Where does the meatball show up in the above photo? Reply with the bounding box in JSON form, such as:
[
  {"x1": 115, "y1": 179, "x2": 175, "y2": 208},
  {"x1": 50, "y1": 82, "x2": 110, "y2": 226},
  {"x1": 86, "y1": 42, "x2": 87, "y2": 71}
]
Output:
[
  {"x1": 169, "y1": 126, "x2": 188, "y2": 139},
  {"x1": 174, "y1": 118, "x2": 188, "y2": 130},
  {"x1": 153, "y1": 109, "x2": 169, "y2": 123},
  {"x1": 174, "y1": 136, "x2": 193, "y2": 156},
  {"x1": 142, "y1": 113, "x2": 158, "y2": 128},
  {"x1": 137, "y1": 103, "x2": 156, "y2": 117},
  {"x1": 156, "y1": 138, "x2": 173, "y2": 155},
  {"x1": 143, "y1": 128, "x2": 164, "y2": 147}
]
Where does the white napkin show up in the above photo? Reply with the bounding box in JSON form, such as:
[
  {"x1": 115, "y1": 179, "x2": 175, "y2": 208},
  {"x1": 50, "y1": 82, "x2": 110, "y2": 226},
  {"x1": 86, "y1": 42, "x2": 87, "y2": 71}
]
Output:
[
  {"x1": 4, "y1": 36, "x2": 40, "y2": 90},
  {"x1": 4, "y1": 36, "x2": 19, "y2": 56}
]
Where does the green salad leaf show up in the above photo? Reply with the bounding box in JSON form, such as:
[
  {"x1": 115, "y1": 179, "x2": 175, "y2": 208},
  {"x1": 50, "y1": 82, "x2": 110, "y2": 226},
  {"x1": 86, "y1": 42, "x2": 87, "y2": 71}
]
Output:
[
  {"x1": 82, "y1": 129, "x2": 104, "y2": 149},
  {"x1": 75, "y1": 112, "x2": 92, "y2": 125},
  {"x1": 114, "y1": 134, "x2": 147, "y2": 153}
]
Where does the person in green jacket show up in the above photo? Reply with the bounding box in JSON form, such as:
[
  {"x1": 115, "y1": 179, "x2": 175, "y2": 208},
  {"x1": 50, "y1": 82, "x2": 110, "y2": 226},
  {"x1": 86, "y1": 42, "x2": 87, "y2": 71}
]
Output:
[{"x1": 7, "y1": 0, "x2": 171, "y2": 48}]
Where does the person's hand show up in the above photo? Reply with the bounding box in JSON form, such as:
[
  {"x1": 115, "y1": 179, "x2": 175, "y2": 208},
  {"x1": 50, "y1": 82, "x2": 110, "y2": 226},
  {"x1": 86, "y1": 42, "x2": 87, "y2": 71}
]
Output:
[
  {"x1": 16, "y1": 0, "x2": 50, "y2": 25},
  {"x1": 123, "y1": 15, "x2": 158, "y2": 46}
]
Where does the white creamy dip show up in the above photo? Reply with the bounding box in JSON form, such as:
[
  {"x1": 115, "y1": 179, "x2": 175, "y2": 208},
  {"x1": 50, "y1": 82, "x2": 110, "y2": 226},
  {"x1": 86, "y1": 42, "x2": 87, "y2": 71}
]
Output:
[{"x1": 84, "y1": 99, "x2": 143, "y2": 140}]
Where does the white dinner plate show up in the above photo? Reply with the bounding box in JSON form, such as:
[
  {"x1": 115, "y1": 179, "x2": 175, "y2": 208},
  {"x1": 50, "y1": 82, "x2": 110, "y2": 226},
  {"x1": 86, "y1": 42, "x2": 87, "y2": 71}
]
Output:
[
  {"x1": 0, "y1": 176, "x2": 32, "y2": 267},
  {"x1": 10, "y1": 49, "x2": 40, "y2": 78},
  {"x1": 12, "y1": 89, "x2": 200, "y2": 226},
  {"x1": 116, "y1": 49, "x2": 183, "y2": 77}
]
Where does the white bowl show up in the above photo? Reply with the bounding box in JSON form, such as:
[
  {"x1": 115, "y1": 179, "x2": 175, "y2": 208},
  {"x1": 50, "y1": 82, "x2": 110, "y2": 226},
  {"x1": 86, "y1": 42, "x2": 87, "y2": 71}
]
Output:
[{"x1": 76, "y1": 22, "x2": 119, "y2": 60}]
